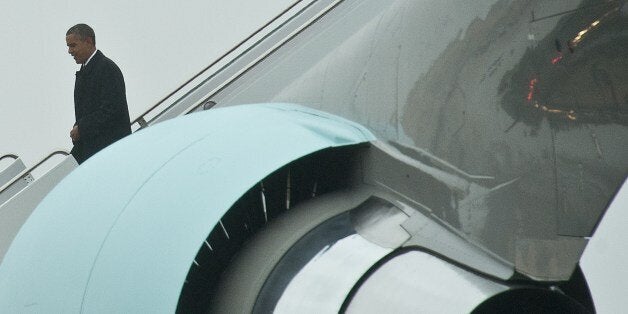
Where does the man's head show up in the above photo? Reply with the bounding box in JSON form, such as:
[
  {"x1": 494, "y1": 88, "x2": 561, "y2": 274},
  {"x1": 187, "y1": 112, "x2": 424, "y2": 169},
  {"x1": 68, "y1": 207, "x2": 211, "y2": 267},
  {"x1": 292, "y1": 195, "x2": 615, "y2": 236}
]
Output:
[{"x1": 66, "y1": 24, "x2": 96, "y2": 64}]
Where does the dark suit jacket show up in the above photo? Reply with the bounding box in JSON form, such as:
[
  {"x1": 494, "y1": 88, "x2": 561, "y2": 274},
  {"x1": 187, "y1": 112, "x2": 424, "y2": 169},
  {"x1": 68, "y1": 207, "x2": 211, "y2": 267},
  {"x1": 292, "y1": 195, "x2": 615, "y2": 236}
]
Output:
[{"x1": 71, "y1": 50, "x2": 131, "y2": 164}]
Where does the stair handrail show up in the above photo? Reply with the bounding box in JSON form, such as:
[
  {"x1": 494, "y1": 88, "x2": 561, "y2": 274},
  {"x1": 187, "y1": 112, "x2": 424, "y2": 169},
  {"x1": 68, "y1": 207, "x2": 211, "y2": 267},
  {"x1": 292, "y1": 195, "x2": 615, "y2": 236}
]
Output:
[
  {"x1": 0, "y1": 151, "x2": 71, "y2": 196},
  {"x1": 0, "y1": 154, "x2": 19, "y2": 163},
  {"x1": 183, "y1": 0, "x2": 342, "y2": 115},
  {"x1": 0, "y1": 154, "x2": 20, "y2": 179},
  {"x1": 131, "y1": 0, "x2": 307, "y2": 129}
]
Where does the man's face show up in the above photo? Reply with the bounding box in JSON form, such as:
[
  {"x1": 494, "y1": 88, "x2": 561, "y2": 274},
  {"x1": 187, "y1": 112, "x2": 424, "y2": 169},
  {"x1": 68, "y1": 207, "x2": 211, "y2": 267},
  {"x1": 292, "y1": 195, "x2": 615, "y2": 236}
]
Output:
[{"x1": 66, "y1": 33, "x2": 94, "y2": 64}]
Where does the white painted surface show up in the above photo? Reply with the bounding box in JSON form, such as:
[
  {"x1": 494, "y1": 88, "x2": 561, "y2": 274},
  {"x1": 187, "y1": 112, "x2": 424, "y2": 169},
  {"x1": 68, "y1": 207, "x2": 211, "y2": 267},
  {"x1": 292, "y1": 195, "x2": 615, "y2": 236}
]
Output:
[
  {"x1": 581, "y1": 179, "x2": 628, "y2": 314},
  {"x1": 0, "y1": 155, "x2": 77, "y2": 263}
]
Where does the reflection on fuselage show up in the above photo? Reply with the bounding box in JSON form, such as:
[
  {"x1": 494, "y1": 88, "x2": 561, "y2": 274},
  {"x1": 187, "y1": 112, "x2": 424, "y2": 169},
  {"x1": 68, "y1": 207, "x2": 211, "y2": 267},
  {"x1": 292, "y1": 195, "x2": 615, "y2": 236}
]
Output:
[{"x1": 212, "y1": 0, "x2": 628, "y2": 275}]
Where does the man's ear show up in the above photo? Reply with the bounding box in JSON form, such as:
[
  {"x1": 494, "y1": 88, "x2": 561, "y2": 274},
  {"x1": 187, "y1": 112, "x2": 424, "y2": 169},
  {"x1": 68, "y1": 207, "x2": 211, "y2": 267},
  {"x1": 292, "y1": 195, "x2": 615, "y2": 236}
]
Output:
[{"x1": 86, "y1": 36, "x2": 95, "y2": 46}]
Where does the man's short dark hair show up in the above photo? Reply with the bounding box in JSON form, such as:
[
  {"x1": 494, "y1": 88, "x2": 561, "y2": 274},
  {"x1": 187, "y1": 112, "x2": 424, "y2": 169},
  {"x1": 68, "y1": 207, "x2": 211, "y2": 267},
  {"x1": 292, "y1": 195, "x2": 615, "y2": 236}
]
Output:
[{"x1": 66, "y1": 23, "x2": 96, "y2": 45}]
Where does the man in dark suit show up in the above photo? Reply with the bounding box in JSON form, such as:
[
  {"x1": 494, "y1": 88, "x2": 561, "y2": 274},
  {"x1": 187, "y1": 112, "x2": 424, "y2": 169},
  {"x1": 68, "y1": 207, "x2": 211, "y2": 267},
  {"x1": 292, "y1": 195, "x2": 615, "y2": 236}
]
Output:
[{"x1": 66, "y1": 24, "x2": 131, "y2": 164}]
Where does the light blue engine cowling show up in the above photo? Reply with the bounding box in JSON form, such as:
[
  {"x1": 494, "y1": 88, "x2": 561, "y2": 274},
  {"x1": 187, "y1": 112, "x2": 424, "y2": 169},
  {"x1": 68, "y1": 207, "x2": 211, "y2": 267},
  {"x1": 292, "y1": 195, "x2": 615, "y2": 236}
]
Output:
[{"x1": 0, "y1": 103, "x2": 375, "y2": 312}]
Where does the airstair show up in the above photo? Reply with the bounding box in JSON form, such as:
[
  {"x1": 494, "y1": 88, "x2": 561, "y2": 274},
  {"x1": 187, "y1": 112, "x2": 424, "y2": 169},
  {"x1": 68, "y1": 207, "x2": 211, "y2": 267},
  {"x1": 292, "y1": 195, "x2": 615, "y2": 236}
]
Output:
[{"x1": 0, "y1": 0, "x2": 336, "y2": 261}]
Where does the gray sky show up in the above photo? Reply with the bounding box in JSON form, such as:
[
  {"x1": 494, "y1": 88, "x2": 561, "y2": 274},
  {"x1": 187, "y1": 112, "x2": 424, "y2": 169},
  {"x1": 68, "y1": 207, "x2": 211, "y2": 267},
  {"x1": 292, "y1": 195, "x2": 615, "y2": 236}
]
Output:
[{"x1": 0, "y1": 0, "x2": 292, "y2": 167}]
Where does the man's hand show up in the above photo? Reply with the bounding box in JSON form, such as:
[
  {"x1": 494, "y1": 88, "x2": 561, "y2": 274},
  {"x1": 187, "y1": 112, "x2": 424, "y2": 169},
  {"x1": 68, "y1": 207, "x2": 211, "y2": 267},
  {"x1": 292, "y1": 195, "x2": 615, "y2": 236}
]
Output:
[{"x1": 70, "y1": 125, "x2": 80, "y2": 142}]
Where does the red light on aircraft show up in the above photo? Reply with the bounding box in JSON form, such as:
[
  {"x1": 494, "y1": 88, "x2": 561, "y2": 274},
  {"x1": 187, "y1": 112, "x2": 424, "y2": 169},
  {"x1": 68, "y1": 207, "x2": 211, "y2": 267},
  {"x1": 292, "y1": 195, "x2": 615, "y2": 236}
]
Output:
[{"x1": 527, "y1": 78, "x2": 538, "y2": 101}]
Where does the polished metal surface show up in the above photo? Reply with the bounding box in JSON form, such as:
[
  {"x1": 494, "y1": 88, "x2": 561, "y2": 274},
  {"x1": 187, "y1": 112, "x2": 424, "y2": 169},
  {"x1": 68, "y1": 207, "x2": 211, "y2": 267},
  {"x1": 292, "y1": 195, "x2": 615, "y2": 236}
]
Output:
[
  {"x1": 252, "y1": 198, "x2": 397, "y2": 313},
  {"x1": 345, "y1": 251, "x2": 508, "y2": 313},
  {"x1": 212, "y1": 0, "x2": 628, "y2": 280},
  {"x1": 209, "y1": 189, "x2": 379, "y2": 313},
  {"x1": 215, "y1": 191, "x2": 511, "y2": 313},
  {"x1": 350, "y1": 197, "x2": 410, "y2": 248},
  {"x1": 271, "y1": 218, "x2": 390, "y2": 313}
]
